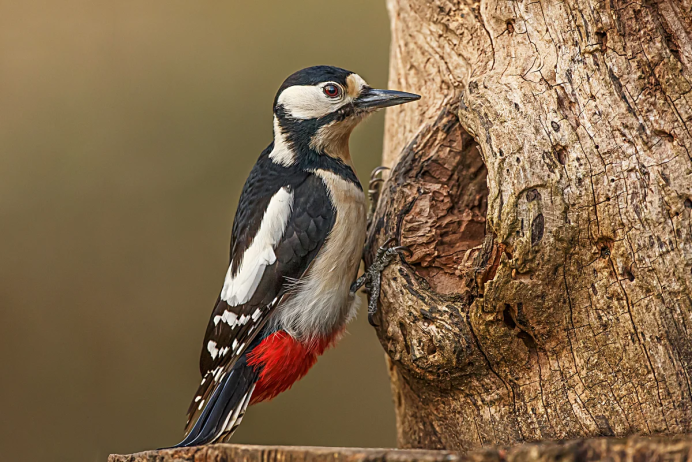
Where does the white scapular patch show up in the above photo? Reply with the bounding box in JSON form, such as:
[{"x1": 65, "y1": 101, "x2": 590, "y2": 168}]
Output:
[
  {"x1": 268, "y1": 117, "x2": 296, "y2": 167},
  {"x1": 207, "y1": 340, "x2": 219, "y2": 359},
  {"x1": 221, "y1": 187, "x2": 294, "y2": 306},
  {"x1": 271, "y1": 169, "x2": 366, "y2": 340}
]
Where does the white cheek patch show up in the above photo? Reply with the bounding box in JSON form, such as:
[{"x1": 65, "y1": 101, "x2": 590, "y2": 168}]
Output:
[
  {"x1": 278, "y1": 85, "x2": 342, "y2": 119},
  {"x1": 278, "y1": 74, "x2": 370, "y2": 121},
  {"x1": 221, "y1": 187, "x2": 294, "y2": 306}
]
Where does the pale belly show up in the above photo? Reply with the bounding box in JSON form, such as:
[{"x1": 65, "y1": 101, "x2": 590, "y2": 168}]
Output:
[{"x1": 272, "y1": 169, "x2": 367, "y2": 341}]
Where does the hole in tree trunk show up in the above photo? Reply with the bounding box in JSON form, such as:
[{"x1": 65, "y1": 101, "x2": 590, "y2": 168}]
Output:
[
  {"x1": 503, "y1": 304, "x2": 539, "y2": 351},
  {"x1": 401, "y1": 122, "x2": 489, "y2": 295},
  {"x1": 624, "y1": 267, "x2": 635, "y2": 282},
  {"x1": 503, "y1": 304, "x2": 517, "y2": 329},
  {"x1": 517, "y1": 330, "x2": 538, "y2": 351},
  {"x1": 426, "y1": 341, "x2": 437, "y2": 355}
]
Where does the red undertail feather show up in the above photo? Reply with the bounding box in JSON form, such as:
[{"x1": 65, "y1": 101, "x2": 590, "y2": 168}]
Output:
[{"x1": 247, "y1": 330, "x2": 341, "y2": 404}]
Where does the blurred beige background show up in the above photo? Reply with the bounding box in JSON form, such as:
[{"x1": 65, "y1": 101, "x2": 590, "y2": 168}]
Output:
[{"x1": 0, "y1": 1, "x2": 397, "y2": 461}]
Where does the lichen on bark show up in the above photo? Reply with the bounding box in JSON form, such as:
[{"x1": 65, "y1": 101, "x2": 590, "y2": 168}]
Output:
[{"x1": 369, "y1": 0, "x2": 692, "y2": 451}]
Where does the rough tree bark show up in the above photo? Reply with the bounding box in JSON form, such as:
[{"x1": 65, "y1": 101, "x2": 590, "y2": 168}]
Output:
[
  {"x1": 108, "y1": 436, "x2": 692, "y2": 462},
  {"x1": 367, "y1": 0, "x2": 692, "y2": 452}
]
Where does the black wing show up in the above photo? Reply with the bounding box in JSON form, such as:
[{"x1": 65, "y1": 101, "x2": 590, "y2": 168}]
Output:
[{"x1": 184, "y1": 155, "x2": 335, "y2": 434}]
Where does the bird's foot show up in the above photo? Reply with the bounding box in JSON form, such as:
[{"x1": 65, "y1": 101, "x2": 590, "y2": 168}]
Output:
[
  {"x1": 351, "y1": 238, "x2": 411, "y2": 326},
  {"x1": 368, "y1": 166, "x2": 389, "y2": 218}
]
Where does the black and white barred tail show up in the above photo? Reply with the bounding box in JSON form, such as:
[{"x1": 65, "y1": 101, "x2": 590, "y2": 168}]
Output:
[{"x1": 173, "y1": 356, "x2": 257, "y2": 447}]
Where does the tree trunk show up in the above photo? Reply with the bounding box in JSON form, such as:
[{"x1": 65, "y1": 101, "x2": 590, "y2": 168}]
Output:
[{"x1": 368, "y1": 0, "x2": 692, "y2": 452}]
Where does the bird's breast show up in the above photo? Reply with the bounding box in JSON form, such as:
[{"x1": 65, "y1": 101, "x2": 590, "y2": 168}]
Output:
[{"x1": 273, "y1": 168, "x2": 366, "y2": 341}]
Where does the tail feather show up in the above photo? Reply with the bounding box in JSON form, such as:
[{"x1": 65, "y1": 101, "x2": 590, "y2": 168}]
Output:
[
  {"x1": 221, "y1": 383, "x2": 255, "y2": 438},
  {"x1": 173, "y1": 357, "x2": 258, "y2": 447}
]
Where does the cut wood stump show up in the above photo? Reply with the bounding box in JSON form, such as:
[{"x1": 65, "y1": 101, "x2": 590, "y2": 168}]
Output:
[{"x1": 109, "y1": 435, "x2": 692, "y2": 461}]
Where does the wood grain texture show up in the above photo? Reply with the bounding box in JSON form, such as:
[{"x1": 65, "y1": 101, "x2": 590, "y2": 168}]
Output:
[
  {"x1": 369, "y1": 0, "x2": 692, "y2": 452},
  {"x1": 109, "y1": 436, "x2": 692, "y2": 461}
]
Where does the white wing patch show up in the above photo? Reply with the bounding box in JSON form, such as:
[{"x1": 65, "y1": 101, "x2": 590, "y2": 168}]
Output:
[{"x1": 221, "y1": 187, "x2": 294, "y2": 306}]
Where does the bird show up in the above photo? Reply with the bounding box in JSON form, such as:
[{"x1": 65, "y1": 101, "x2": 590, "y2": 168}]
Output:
[{"x1": 174, "y1": 65, "x2": 420, "y2": 447}]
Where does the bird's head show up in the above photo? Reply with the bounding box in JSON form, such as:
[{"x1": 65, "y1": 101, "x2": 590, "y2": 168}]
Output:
[{"x1": 270, "y1": 65, "x2": 420, "y2": 166}]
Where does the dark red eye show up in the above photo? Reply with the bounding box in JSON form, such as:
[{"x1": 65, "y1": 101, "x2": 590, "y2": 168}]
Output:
[{"x1": 323, "y1": 84, "x2": 341, "y2": 98}]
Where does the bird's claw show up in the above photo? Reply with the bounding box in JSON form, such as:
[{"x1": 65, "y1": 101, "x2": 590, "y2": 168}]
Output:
[
  {"x1": 350, "y1": 238, "x2": 410, "y2": 327},
  {"x1": 390, "y1": 245, "x2": 412, "y2": 257},
  {"x1": 370, "y1": 166, "x2": 390, "y2": 180},
  {"x1": 376, "y1": 237, "x2": 396, "y2": 256},
  {"x1": 368, "y1": 167, "x2": 390, "y2": 218},
  {"x1": 368, "y1": 178, "x2": 384, "y2": 196}
]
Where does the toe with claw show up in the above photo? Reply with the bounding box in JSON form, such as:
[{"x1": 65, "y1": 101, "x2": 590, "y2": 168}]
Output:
[
  {"x1": 351, "y1": 238, "x2": 412, "y2": 326},
  {"x1": 368, "y1": 166, "x2": 390, "y2": 218}
]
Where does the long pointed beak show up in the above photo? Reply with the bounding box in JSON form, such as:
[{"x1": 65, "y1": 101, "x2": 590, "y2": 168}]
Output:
[{"x1": 354, "y1": 88, "x2": 421, "y2": 109}]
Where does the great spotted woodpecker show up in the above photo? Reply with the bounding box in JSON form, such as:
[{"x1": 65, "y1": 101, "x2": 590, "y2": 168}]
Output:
[{"x1": 174, "y1": 66, "x2": 419, "y2": 447}]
